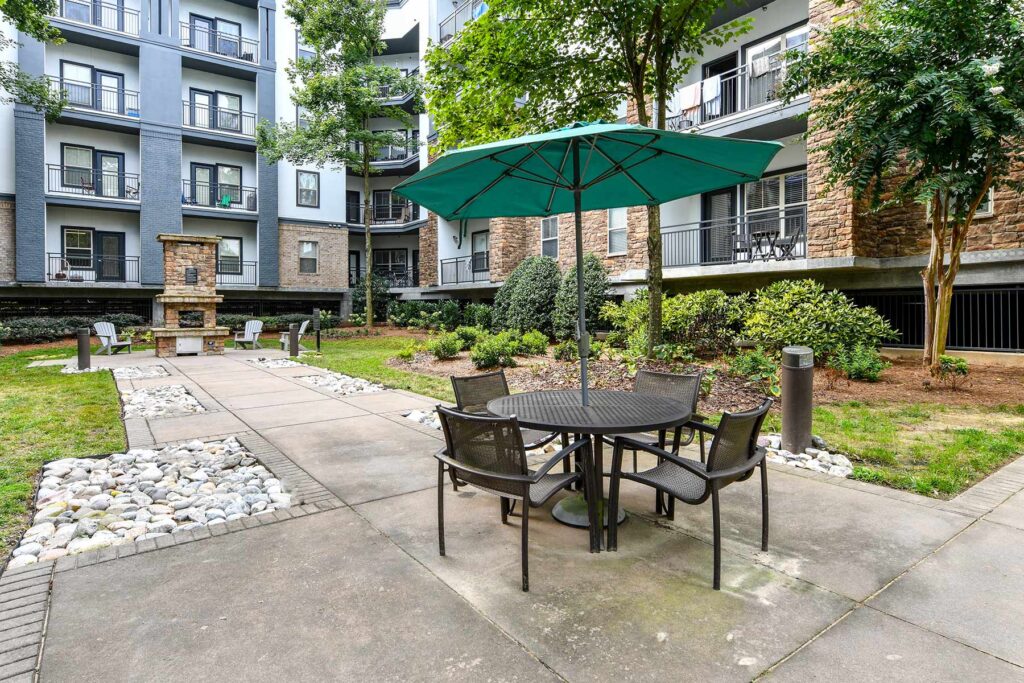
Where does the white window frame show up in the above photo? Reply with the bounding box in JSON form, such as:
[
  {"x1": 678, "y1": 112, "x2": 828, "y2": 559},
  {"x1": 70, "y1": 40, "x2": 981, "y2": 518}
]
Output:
[
  {"x1": 925, "y1": 187, "x2": 996, "y2": 221},
  {"x1": 298, "y1": 240, "x2": 318, "y2": 274},
  {"x1": 541, "y1": 216, "x2": 558, "y2": 259},
  {"x1": 607, "y1": 207, "x2": 627, "y2": 256}
]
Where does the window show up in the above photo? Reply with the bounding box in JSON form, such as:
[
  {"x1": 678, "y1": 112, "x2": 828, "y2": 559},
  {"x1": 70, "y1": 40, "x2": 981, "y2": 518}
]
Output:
[
  {"x1": 541, "y1": 216, "x2": 558, "y2": 258},
  {"x1": 217, "y1": 237, "x2": 242, "y2": 274},
  {"x1": 926, "y1": 188, "x2": 996, "y2": 220},
  {"x1": 373, "y1": 249, "x2": 408, "y2": 277},
  {"x1": 63, "y1": 228, "x2": 92, "y2": 268},
  {"x1": 296, "y1": 30, "x2": 315, "y2": 61},
  {"x1": 218, "y1": 165, "x2": 242, "y2": 203},
  {"x1": 608, "y1": 207, "x2": 627, "y2": 255},
  {"x1": 59, "y1": 61, "x2": 94, "y2": 108},
  {"x1": 743, "y1": 168, "x2": 807, "y2": 238},
  {"x1": 471, "y1": 231, "x2": 489, "y2": 272},
  {"x1": 62, "y1": 145, "x2": 93, "y2": 188},
  {"x1": 296, "y1": 105, "x2": 309, "y2": 129},
  {"x1": 745, "y1": 25, "x2": 809, "y2": 107},
  {"x1": 216, "y1": 92, "x2": 241, "y2": 131},
  {"x1": 298, "y1": 241, "x2": 318, "y2": 273},
  {"x1": 296, "y1": 170, "x2": 320, "y2": 207}
]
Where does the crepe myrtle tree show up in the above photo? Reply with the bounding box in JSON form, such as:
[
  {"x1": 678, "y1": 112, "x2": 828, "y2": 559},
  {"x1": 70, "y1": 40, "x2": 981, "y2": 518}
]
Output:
[
  {"x1": 256, "y1": 0, "x2": 423, "y2": 327},
  {"x1": 426, "y1": 0, "x2": 749, "y2": 356},
  {"x1": 783, "y1": 0, "x2": 1024, "y2": 371},
  {"x1": 1, "y1": 0, "x2": 66, "y2": 118}
]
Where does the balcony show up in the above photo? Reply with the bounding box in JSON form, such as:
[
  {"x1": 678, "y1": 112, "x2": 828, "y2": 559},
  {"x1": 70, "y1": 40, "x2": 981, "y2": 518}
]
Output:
[
  {"x1": 378, "y1": 67, "x2": 419, "y2": 104},
  {"x1": 665, "y1": 44, "x2": 807, "y2": 133},
  {"x1": 47, "y1": 164, "x2": 140, "y2": 201},
  {"x1": 348, "y1": 267, "x2": 417, "y2": 288},
  {"x1": 182, "y1": 101, "x2": 256, "y2": 137},
  {"x1": 438, "y1": 0, "x2": 488, "y2": 44},
  {"x1": 216, "y1": 260, "x2": 257, "y2": 286},
  {"x1": 47, "y1": 253, "x2": 140, "y2": 283},
  {"x1": 346, "y1": 202, "x2": 419, "y2": 226},
  {"x1": 181, "y1": 181, "x2": 257, "y2": 211},
  {"x1": 48, "y1": 77, "x2": 139, "y2": 118},
  {"x1": 661, "y1": 207, "x2": 807, "y2": 269},
  {"x1": 440, "y1": 254, "x2": 490, "y2": 285},
  {"x1": 179, "y1": 23, "x2": 259, "y2": 64},
  {"x1": 55, "y1": 0, "x2": 140, "y2": 36}
]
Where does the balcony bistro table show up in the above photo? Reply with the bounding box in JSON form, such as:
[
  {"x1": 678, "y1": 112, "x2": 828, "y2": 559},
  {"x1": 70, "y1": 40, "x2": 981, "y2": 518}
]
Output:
[{"x1": 487, "y1": 389, "x2": 691, "y2": 550}]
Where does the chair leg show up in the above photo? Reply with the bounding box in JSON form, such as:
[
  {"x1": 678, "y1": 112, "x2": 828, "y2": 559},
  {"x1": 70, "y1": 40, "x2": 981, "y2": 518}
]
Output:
[
  {"x1": 712, "y1": 488, "x2": 721, "y2": 590},
  {"x1": 655, "y1": 454, "x2": 664, "y2": 515},
  {"x1": 760, "y1": 459, "x2": 769, "y2": 552},
  {"x1": 437, "y1": 462, "x2": 446, "y2": 557},
  {"x1": 561, "y1": 433, "x2": 570, "y2": 475},
  {"x1": 500, "y1": 497, "x2": 509, "y2": 524},
  {"x1": 667, "y1": 493, "x2": 675, "y2": 521},
  {"x1": 581, "y1": 438, "x2": 599, "y2": 553},
  {"x1": 521, "y1": 500, "x2": 529, "y2": 592},
  {"x1": 699, "y1": 430, "x2": 706, "y2": 464}
]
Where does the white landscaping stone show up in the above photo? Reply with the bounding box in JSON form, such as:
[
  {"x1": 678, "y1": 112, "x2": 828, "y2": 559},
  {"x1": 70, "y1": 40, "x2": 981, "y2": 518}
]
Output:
[
  {"x1": 248, "y1": 357, "x2": 304, "y2": 369},
  {"x1": 298, "y1": 372, "x2": 383, "y2": 396},
  {"x1": 763, "y1": 433, "x2": 855, "y2": 479},
  {"x1": 7, "y1": 555, "x2": 38, "y2": 568},
  {"x1": 121, "y1": 385, "x2": 206, "y2": 419}
]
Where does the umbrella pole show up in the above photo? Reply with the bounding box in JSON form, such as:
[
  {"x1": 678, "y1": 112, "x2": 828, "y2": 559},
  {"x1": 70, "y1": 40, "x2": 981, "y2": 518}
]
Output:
[{"x1": 572, "y1": 140, "x2": 589, "y2": 407}]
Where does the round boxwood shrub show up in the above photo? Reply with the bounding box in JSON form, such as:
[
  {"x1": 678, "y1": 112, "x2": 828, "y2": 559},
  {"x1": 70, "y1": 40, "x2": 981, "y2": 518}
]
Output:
[
  {"x1": 427, "y1": 332, "x2": 462, "y2": 360},
  {"x1": 454, "y1": 325, "x2": 488, "y2": 350},
  {"x1": 462, "y1": 303, "x2": 493, "y2": 330},
  {"x1": 552, "y1": 253, "x2": 609, "y2": 341},
  {"x1": 492, "y1": 256, "x2": 560, "y2": 336},
  {"x1": 519, "y1": 329, "x2": 549, "y2": 355},
  {"x1": 470, "y1": 331, "x2": 520, "y2": 368}
]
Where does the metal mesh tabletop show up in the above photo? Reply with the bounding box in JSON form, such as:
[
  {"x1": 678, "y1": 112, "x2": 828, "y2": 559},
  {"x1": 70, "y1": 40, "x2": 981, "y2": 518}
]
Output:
[{"x1": 487, "y1": 390, "x2": 691, "y2": 434}]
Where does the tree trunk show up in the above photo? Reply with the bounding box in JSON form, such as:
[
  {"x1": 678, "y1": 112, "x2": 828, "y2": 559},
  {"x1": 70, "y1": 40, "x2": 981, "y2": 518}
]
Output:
[
  {"x1": 646, "y1": 204, "x2": 663, "y2": 355},
  {"x1": 363, "y1": 146, "x2": 374, "y2": 328},
  {"x1": 920, "y1": 193, "x2": 943, "y2": 366}
]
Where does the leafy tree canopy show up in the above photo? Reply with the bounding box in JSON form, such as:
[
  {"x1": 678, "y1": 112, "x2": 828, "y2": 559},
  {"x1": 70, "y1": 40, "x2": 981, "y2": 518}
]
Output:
[{"x1": 1, "y1": 0, "x2": 66, "y2": 118}]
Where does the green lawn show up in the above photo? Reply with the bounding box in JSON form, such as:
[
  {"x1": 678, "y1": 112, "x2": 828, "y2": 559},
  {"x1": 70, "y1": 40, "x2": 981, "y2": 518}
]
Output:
[
  {"x1": 765, "y1": 402, "x2": 1024, "y2": 497},
  {"x1": 0, "y1": 349, "x2": 126, "y2": 555},
  {"x1": 305, "y1": 336, "x2": 455, "y2": 402}
]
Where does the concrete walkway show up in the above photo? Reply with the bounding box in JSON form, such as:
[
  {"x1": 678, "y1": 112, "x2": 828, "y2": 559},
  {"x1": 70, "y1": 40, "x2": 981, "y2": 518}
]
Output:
[{"x1": 3, "y1": 350, "x2": 1024, "y2": 681}]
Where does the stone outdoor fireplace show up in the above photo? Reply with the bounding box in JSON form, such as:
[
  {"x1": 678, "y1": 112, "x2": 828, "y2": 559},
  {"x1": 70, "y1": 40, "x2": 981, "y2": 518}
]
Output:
[{"x1": 152, "y1": 234, "x2": 230, "y2": 357}]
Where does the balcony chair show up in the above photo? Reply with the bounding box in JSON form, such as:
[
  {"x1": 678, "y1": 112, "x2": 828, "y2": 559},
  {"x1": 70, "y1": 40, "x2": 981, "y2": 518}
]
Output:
[
  {"x1": 607, "y1": 399, "x2": 773, "y2": 590},
  {"x1": 94, "y1": 321, "x2": 132, "y2": 355},
  {"x1": 435, "y1": 406, "x2": 598, "y2": 591},
  {"x1": 233, "y1": 320, "x2": 263, "y2": 349},
  {"x1": 279, "y1": 319, "x2": 310, "y2": 351},
  {"x1": 218, "y1": 194, "x2": 233, "y2": 209}
]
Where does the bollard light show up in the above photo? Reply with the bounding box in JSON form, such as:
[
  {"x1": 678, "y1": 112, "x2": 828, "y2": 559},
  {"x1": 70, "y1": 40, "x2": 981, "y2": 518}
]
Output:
[
  {"x1": 780, "y1": 345, "x2": 813, "y2": 454},
  {"x1": 288, "y1": 322, "x2": 300, "y2": 357},
  {"x1": 77, "y1": 328, "x2": 91, "y2": 371}
]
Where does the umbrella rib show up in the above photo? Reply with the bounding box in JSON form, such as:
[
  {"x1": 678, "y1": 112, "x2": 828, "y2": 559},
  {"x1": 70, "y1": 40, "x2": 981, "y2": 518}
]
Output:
[
  {"x1": 600, "y1": 131, "x2": 763, "y2": 180},
  {"x1": 489, "y1": 147, "x2": 573, "y2": 188},
  {"x1": 587, "y1": 144, "x2": 657, "y2": 202},
  {"x1": 545, "y1": 144, "x2": 573, "y2": 213},
  {"x1": 580, "y1": 134, "x2": 663, "y2": 188},
  {"x1": 519, "y1": 141, "x2": 573, "y2": 187},
  {"x1": 448, "y1": 146, "x2": 551, "y2": 218}
]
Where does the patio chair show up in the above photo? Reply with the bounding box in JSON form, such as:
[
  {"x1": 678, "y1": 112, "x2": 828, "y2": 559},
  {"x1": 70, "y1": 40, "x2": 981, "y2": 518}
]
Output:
[
  {"x1": 94, "y1": 321, "x2": 132, "y2": 355},
  {"x1": 450, "y1": 370, "x2": 569, "y2": 491},
  {"x1": 435, "y1": 406, "x2": 598, "y2": 591},
  {"x1": 233, "y1": 320, "x2": 263, "y2": 349},
  {"x1": 279, "y1": 319, "x2": 310, "y2": 351},
  {"x1": 607, "y1": 399, "x2": 773, "y2": 590}
]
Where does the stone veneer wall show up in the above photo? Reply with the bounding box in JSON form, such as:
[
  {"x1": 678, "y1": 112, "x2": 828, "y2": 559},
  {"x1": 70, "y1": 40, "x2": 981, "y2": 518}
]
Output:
[
  {"x1": 0, "y1": 199, "x2": 14, "y2": 282},
  {"x1": 419, "y1": 213, "x2": 438, "y2": 286},
  {"x1": 162, "y1": 239, "x2": 218, "y2": 294},
  {"x1": 278, "y1": 223, "x2": 348, "y2": 289}
]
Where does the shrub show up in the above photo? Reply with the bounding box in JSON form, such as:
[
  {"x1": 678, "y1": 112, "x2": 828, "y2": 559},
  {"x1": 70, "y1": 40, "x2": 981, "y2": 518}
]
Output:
[
  {"x1": 728, "y1": 347, "x2": 781, "y2": 396},
  {"x1": 552, "y1": 338, "x2": 602, "y2": 362},
  {"x1": 396, "y1": 343, "x2": 417, "y2": 361},
  {"x1": 492, "y1": 256, "x2": 560, "y2": 336},
  {"x1": 453, "y1": 325, "x2": 488, "y2": 350},
  {"x1": 651, "y1": 343, "x2": 696, "y2": 365},
  {"x1": 0, "y1": 314, "x2": 147, "y2": 343},
  {"x1": 742, "y1": 279, "x2": 897, "y2": 360},
  {"x1": 351, "y1": 273, "x2": 390, "y2": 323},
  {"x1": 348, "y1": 312, "x2": 366, "y2": 327},
  {"x1": 462, "y1": 303, "x2": 493, "y2": 330},
  {"x1": 470, "y1": 331, "x2": 520, "y2": 368},
  {"x1": 519, "y1": 329, "x2": 549, "y2": 355},
  {"x1": 552, "y1": 253, "x2": 609, "y2": 340},
  {"x1": 936, "y1": 355, "x2": 970, "y2": 390},
  {"x1": 436, "y1": 300, "x2": 462, "y2": 331},
  {"x1": 600, "y1": 294, "x2": 649, "y2": 357},
  {"x1": 427, "y1": 332, "x2": 462, "y2": 360},
  {"x1": 828, "y1": 344, "x2": 890, "y2": 382}
]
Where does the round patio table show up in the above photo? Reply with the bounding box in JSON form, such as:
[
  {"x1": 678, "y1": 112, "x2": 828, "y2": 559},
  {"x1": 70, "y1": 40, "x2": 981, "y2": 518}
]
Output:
[{"x1": 487, "y1": 390, "x2": 692, "y2": 543}]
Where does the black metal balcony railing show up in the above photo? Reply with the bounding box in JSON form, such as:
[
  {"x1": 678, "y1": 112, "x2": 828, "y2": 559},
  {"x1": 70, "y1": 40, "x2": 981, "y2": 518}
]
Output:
[
  {"x1": 666, "y1": 43, "x2": 807, "y2": 132},
  {"x1": 346, "y1": 202, "x2": 419, "y2": 225},
  {"x1": 47, "y1": 253, "x2": 140, "y2": 283},
  {"x1": 348, "y1": 267, "x2": 418, "y2": 288},
  {"x1": 48, "y1": 77, "x2": 140, "y2": 117},
  {"x1": 57, "y1": 0, "x2": 140, "y2": 36},
  {"x1": 661, "y1": 207, "x2": 807, "y2": 268},
  {"x1": 47, "y1": 164, "x2": 141, "y2": 200},
  {"x1": 440, "y1": 254, "x2": 490, "y2": 285},
  {"x1": 181, "y1": 180, "x2": 258, "y2": 211},
  {"x1": 216, "y1": 260, "x2": 257, "y2": 286},
  {"x1": 182, "y1": 101, "x2": 256, "y2": 137},
  {"x1": 377, "y1": 67, "x2": 419, "y2": 99},
  {"x1": 179, "y1": 22, "x2": 259, "y2": 63},
  {"x1": 438, "y1": 0, "x2": 487, "y2": 44}
]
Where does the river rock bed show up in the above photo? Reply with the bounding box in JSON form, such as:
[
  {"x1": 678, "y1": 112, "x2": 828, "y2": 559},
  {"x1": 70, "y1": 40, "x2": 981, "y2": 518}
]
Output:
[
  {"x1": 761, "y1": 434, "x2": 854, "y2": 477},
  {"x1": 248, "y1": 357, "x2": 305, "y2": 369},
  {"x1": 60, "y1": 365, "x2": 170, "y2": 379},
  {"x1": 299, "y1": 372, "x2": 383, "y2": 396},
  {"x1": 122, "y1": 385, "x2": 207, "y2": 419},
  {"x1": 7, "y1": 437, "x2": 290, "y2": 568}
]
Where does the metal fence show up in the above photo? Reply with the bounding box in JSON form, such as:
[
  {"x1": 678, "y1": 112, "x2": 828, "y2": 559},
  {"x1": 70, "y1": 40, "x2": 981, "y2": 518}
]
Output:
[
  {"x1": 440, "y1": 255, "x2": 490, "y2": 285},
  {"x1": 182, "y1": 180, "x2": 258, "y2": 211},
  {"x1": 48, "y1": 77, "x2": 140, "y2": 117},
  {"x1": 345, "y1": 202, "x2": 419, "y2": 225},
  {"x1": 58, "y1": 0, "x2": 140, "y2": 35},
  {"x1": 182, "y1": 101, "x2": 256, "y2": 136},
  {"x1": 215, "y1": 260, "x2": 258, "y2": 286},
  {"x1": 47, "y1": 165, "x2": 141, "y2": 200},
  {"x1": 179, "y1": 22, "x2": 259, "y2": 63},
  {"x1": 661, "y1": 208, "x2": 806, "y2": 267},
  {"x1": 46, "y1": 253, "x2": 140, "y2": 283}
]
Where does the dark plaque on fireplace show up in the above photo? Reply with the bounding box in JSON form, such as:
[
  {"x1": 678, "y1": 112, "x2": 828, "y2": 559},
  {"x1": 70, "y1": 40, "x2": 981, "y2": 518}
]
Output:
[{"x1": 185, "y1": 267, "x2": 198, "y2": 285}]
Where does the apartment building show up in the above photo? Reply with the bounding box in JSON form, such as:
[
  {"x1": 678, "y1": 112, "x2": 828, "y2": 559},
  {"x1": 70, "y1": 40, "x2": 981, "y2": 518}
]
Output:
[
  {"x1": 0, "y1": 0, "x2": 430, "y2": 320},
  {"x1": 419, "y1": 0, "x2": 1023, "y2": 353}
]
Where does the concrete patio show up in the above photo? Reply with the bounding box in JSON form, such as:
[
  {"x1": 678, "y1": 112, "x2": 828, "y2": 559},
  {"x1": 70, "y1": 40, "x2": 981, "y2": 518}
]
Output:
[{"x1": 3, "y1": 349, "x2": 1024, "y2": 681}]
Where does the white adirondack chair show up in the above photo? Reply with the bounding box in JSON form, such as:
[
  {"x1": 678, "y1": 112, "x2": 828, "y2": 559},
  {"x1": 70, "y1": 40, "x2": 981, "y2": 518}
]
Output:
[
  {"x1": 94, "y1": 321, "x2": 132, "y2": 355},
  {"x1": 279, "y1": 319, "x2": 310, "y2": 351},
  {"x1": 233, "y1": 320, "x2": 263, "y2": 349}
]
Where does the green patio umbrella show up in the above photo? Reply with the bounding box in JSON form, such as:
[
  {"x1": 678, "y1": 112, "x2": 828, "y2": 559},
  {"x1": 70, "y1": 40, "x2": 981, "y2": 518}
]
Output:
[{"x1": 393, "y1": 122, "x2": 782, "y2": 406}]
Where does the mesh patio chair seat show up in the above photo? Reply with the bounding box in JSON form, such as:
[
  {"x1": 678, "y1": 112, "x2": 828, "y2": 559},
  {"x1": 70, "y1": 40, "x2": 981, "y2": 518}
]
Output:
[
  {"x1": 435, "y1": 406, "x2": 598, "y2": 591},
  {"x1": 608, "y1": 399, "x2": 773, "y2": 590}
]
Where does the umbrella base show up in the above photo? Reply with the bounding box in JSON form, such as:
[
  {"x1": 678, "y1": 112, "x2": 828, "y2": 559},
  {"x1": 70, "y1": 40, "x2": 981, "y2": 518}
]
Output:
[{"x1": 552, "y1": 494, "x2": 627, "y2": 529}]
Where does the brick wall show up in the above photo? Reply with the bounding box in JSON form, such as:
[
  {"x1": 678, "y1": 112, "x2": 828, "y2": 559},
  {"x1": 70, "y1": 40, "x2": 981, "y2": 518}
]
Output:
[
  {"x1": 0, "y1": 200, "x2": 14, "y2": 282},
  {"x1": 278, "y1": 223, "x2": 348, "y2": 289},
  {"x1": 419, "y1": 213, "x2": 438, "y2": 286}
]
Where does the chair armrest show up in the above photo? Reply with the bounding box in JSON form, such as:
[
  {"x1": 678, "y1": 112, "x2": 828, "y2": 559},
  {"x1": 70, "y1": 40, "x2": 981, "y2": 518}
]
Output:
[
  {"x1": 705, "y1": 447, "x2": 768, "y2": 482},
  {"x1": 613, "y1": 435, "x2": 710, "y2": 480},
  {"x1": 688, "y1": 420, "x2": 717, "y2": 435},
  {"x1": 433, "y1": 448, "x2": 534, "y2": 485},
  {"x1": 530, "y1": 438, "x2": 590, "y2": 480}
]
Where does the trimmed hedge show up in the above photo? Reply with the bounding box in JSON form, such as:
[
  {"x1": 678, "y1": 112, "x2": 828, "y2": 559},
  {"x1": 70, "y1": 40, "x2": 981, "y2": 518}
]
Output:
[
  {"x1": 216, "y1": 313, "x2": 340, "y2": 332},
  {"x1": 0, "y1": 314, "x2": 147, "y2": 343},
  {"x1": 470, "y1": 331, "x2": 520, "y2": 368},
  {"x1": 387, "y1": 299, "x2": 461, "y2": 331},
  {"x1": 552, "y1": 253, "x2": 609, "y2": 341},
  {"x1": 492, "y1": 256, "x2": 561, "y2": 336}
]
